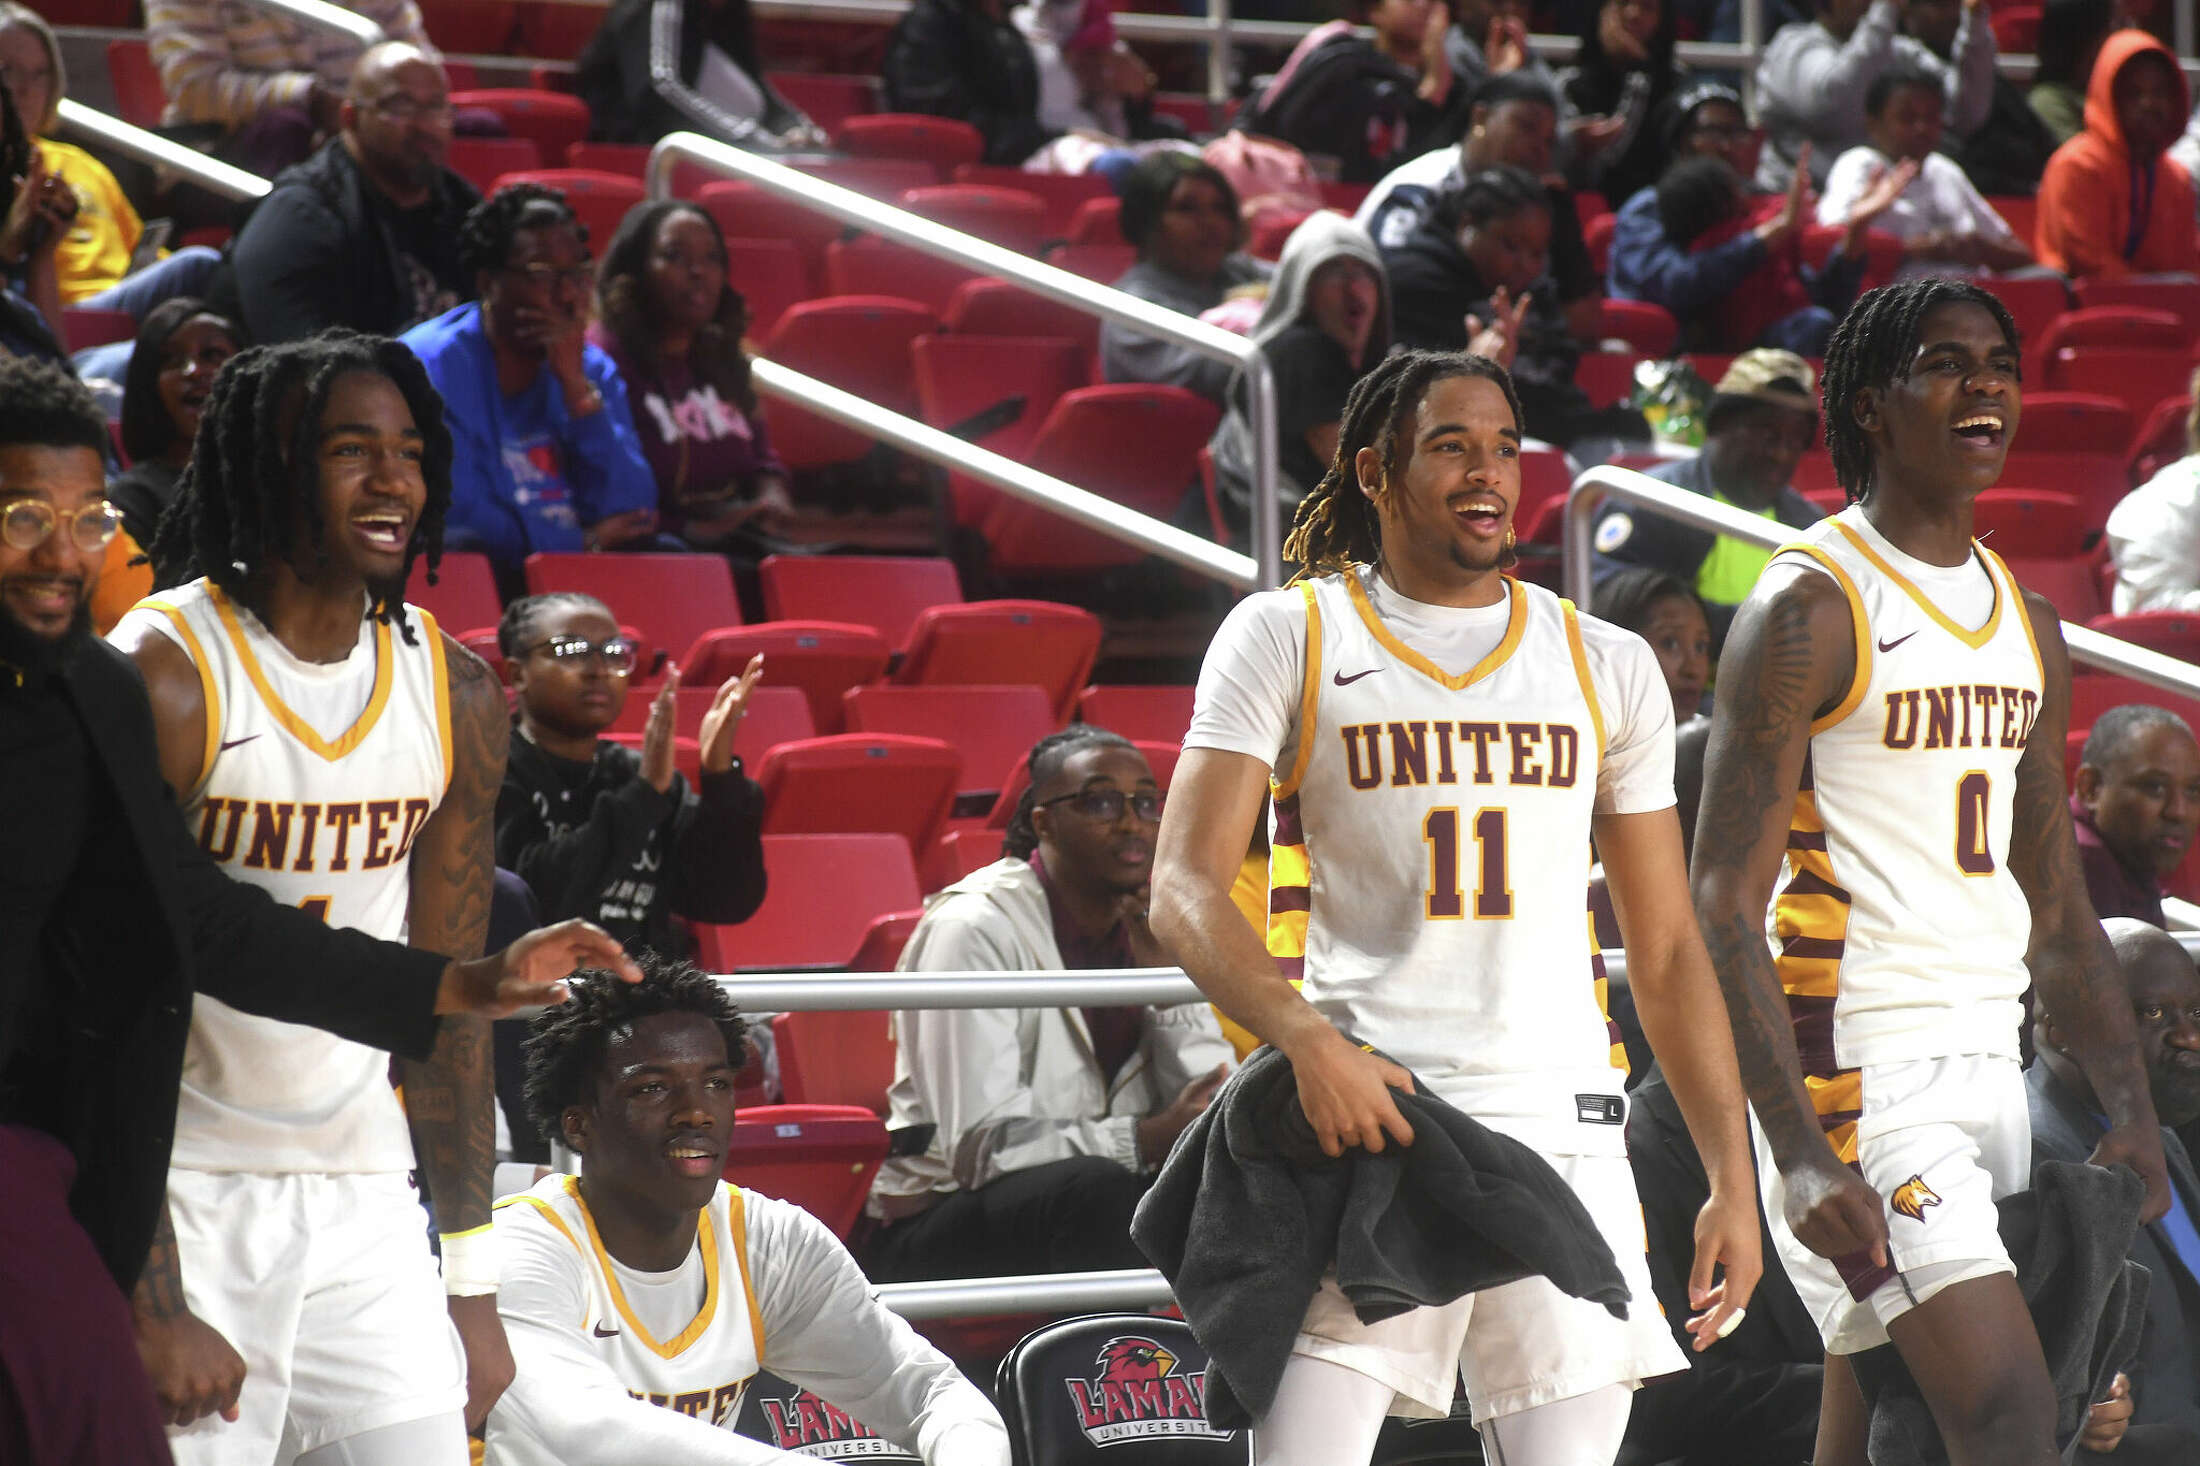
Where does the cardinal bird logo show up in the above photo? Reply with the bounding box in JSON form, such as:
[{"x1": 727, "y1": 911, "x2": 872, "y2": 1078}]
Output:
[
  {"x1": 1066, "y1": 1335, "x2": 1232, "y2": 1446},
  {"x1": 1890, "y1": 1174, "x2": 1942, "y2": 1222}
]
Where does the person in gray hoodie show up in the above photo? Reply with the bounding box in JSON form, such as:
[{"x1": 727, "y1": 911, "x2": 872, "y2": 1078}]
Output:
[{"x1": 1210, "y1": 212, "x2": 1392, "y2": 548}]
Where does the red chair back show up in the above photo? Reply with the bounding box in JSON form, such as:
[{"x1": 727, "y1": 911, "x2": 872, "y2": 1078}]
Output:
[
  {"x1": 693, "y1": 833, "x2": 920, "y2": 970},
  {"x1": 522, "y1": 552, "x2": 744, "y2": 665},
  {"x1": 1596, "y1": 300, "x2": 1678, "y2": 358},
  {"x1": 721, "y1": 237, "x2": 808, "y2": 338},
  {"x1": 562, "y1": 141, "x2": 652, "y2": 178},
  {"x1": 682, "y1": 622, "x2": 892, "y2": 734},
  {"x1": 824, "y1": 236, "x2": 986, "y2": 315},
  {"x1": 1077, "y1": 684, "x2": 1197, "y2": 746},
  {"x1": 445, "y1": 136, "x2": 543, "y2": 192},
  {"x1": 723, "y1": 1104, "x2": 889, "y2": 1239},
  {"x1": 764, "y1": 72, "x2": 882, "y2": 134},
  {"x1": 106, "y1": 40, "x2": 166, "y2": 130},
  {"x1": 760, "y1": 296, "x2": 938, "y2": 468},
  {"x1": 772, "y1": 1011, "x2": 899, "y2": 1112},
  {"x1": 449, "y1": 89, "x2": 592, "y2": 160},
  {"x1": 486, "y1": 168, "x2": 645, "y2": 246},
  {"x1": 944, "y1": 278, "x2": 1102, "y2": 361},
  {"x1": 1066, "y1": 196, "x2": 1126, "y2": 247},
  {"x1": 2014, "y1": 393, "x2": 2135, "y2": 454},
  {"x1": 418, "y1": 0, "x2": 518, "y2": 52},
  {"x1": 1971, "y1": 489, "x2": 2089, "y2": 558},
  {"x1": 1047, "y1": 242, "x2": 1136, "y2": 283},
  {"x1": 835, "y1": 114, "x2": 985, "y2": 175},
  {"x1": 515, "y1": 2, "x2": 603, "y2": 58},
  {"x1": 405, "y1": 551, "x2": 503, "y2": 637},
  {"x1": 2087, "y1": 612, "x2": 2200, "y2": 665},
  {"x1": 842, "y1": 683, "x2": 1060, "y2": 797},
  {"x1": 895, "y1": 600, "x2": 1103, "y2": 722},
  {"x1": 912, "y1": 333, "x2": 1089, "y2": 528},
  {"x1": 756, "y1": 733, "x2": 963, "y2": 853},
  {"x1": 757, "y1": 554, "x2": 963, "y2": 653},
  {"x1": 2076, "y1": 278, "x2": 2200, "y2": 339},
  {"x1": 790, "y1": 156, "x2": 940, "y2": 202},
  {"x1": 2130, "y1": 395, "x2": 2194, "y2": 487},
  {"x1": 951, "y1": 165, "x2": 1113, "y2": 238},
  {"x1": 898, "y1": 185, "x2": 1048, "y2": 255}
]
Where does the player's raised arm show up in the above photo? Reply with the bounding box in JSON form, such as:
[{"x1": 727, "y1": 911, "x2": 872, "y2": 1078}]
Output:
[
  {"x1": 1150, "y1": 748, "x2": 1415, "y2": 1157},
  {"x1": 2007, "y1": 592, "x2": 2170, "y2": 1219},
  {"x1": 1689, "y1": 562, "x2": 1888, "y2": 1265}
]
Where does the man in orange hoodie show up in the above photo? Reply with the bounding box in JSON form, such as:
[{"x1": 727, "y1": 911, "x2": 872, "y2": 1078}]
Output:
[{"x1": 2036, "y1": 29, "x2": 2198, "y2": 279}]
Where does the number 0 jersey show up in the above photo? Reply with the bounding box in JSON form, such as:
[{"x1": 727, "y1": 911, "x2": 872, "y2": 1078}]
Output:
[
  {"x1": 111, "y1": 581, "x2": 452, "y2": 1174},
  {"x1": 1214, "y1": 569, "x2": 1668, "y2": 1156},
  {"x1": 1769, "y1": 507, "x2": 2043, "y2": 1153}
]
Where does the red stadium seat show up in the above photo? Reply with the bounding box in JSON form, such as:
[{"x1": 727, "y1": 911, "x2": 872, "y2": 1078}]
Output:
[
  {"x1": 693, "y1": 832, "x2": 921, "y2": 970},
  {"x1": 106, "y1": 40, "x2": 167, "y2": 130},
  {"x1": 2087, "y1": 612, "x2": 2200, "y2": 665},
  {"x1": 2076, "y1": 278, "x2": 2200, "y2": 339},
  {"x1": 1077, "y1": 685, "x2": 1196, "y2": 746},
  {"x1": 61, "y1": 308, "x2": 134, "y2": 353},
  {"x1": 682, "y1": 622, "x2": 891, "y2": 734},
  {"x1": 721, "y1": 237, "x2": 808, "y2": 338},
  {"x1": 723, "y1": 1104, "x2": 888, "y2": 1238},
  {"x1": 757, "y1": 553, "x2": 963, "y2": 653},
  {"x1": 1802, "y1": 226, "x2": 1903, "y2": 288},
  {"x1": 772, "y1": 1011, "x2": 899, "y2": 1111},
  {"x1": 1515, "y1": 447, "x2": 1574, "y2": 541},
  {"x1": 1322, "y1": 180, "x2": 1374, "y2": 212},
  {"x1": 1585, "y1": 214, "x2": 1617, "y2": 276},
  {"x1": 760, "y1": 296, "x2": 937, "y2": 468},
  {"x1": 835, "y1": 114, "x2": 985, "y2": 175},
  {"x1": 406, "y1": 551, "x2": 503, "y2": 635},
  {"x1": 824, "y1": 236, "x2": 986, "y2": 314},
  {"x1": 2039, "y1": 309, "x2": 2193, "y2": 416},
  {"x1": 1134, "y1": 739, "x2": 1181, "y2": 788},
  {"x1": 1972, "y1": 489, "x2": 2089, "y2": 558},
  {"x1": 514, "y1": 1, "x2": 604, "y2": 59},
  {"x1": 791, "y1": 156, "x2": 939, "y2": 202},
  {"x1": 696, "y1": 180, "x2": 841, "y2": 296},
  {"x1": 1987, "y1": 196, "x2": 2038, "y2": 248},
  {"x1": 418, "y1": 0, "x2": 518, "y2": 53},
  {"x1": 486, "y1": 168, "x2": 644, "y2": 247},
  {"x1": 2069, "y1": 672, "x2": 2200, "y2": 753},
  {"x1": 896, "y1": 600, "x2": 1102, "y2": 722},
  {"x1": 1574, "y1": 190, "x2": 1611, "y2": 227},
  {"x1": 1065, "y1": 196, "x2": 1125, "y2": 247},
  {"x1": 445, "y1": 136, "x2": 542, "y2": 192},
  {"x1": 951, "y1": 165, "x2": 1113, "y2": 239},
  {"x1": 848, "y1": 909, "x2": 922, "y2": 972},
  {"x1": 2130, "y1": 395, "x2": 2194, "y2": 487},
  {"x1": 981, "y1": 386, "x2": 1222, "y2": 578},
  {"x1": 843, "y1": 683, "x2": 1060, "y2": 797},
  {"x1": 922, "y1": 824, "x2": 1009, "y2": 890},
  {"x1": 562, "y1": 141, "x2": 651, "y2": 178},
  {"x1": 1248, "y1": 208, "x2": 1318, "y2": 261},
  {"x1": 765, "y1": 72, "x2": 883, "y2": 135},
  {"x1": 1596, "y1": 300, "x2": 1678, "y2": 358},
  {"x1": 1989, "y1": 4, "x2": 2042, "y2": 51},
  {"x1": 898, "y1": 185, "x2": 1048, "y2": 255},
  {"x1": 913, "y1": 333, "x2": 1088, "y2": 528},
  {"x1": 1046, "y1": 242, "x2": 1135, "y2": 283},
  {"x1": 943, "y1": 278, "x2": 1102, "y2": 362},
  {"x1": 2015, "y1": 393, "x2": 2135, "y2": 454},
  {"x1": 2003, "y1": 548, "x2": 2105, "y2": 624},
  {"x1": 1981, "y1": 273, "x2": 2071, "y2": 370},
  {"x1": 450, "y1": 89, "x2": 592, "y2": 160},
  {"x1": 1574, "y1": 353, "x2": 1645, "y2": 410},
  {"x1": 756, "y1": 733, "x2": 962, "y2": 852},
  {"x1": 1996, "y1": 450, "x2": 2130, "y2": 535},
  {"x1": 523, "y1": 552, "x2": 743, "y2": 665}
]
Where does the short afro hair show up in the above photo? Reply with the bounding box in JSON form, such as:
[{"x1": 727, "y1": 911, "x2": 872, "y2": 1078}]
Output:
[
  {"x1": 2081, "y1": 703, "x2": 2198, "y2": 773},
  {"x1": 522, "y1": 959, "x2": 750, "y2": 1149},
  {"x1": 0, "y1": 356, "x2": 109, "y2": 457},
  {"x1": 459, "y1": 182, "x2": 586, "y2": 282}
]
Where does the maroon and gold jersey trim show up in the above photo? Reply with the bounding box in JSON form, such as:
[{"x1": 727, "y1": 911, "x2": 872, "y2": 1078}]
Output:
[
  {"x1": 1266, "y1": 793, "x2": 1308, "y2": 979},
  {"x1": 207, "y1": 583, "x2": 396, "y2": 763},
  {"x1": 1559, "y1": 598, "x2": 1608, "y2": 763},
  {"x1": 1342, "y1": 570, "x2": 1527, "y2": 693},
  {"x1": 1831, "y1": 521, "x2": 2004, "y2": 651},
  {"x1": 1776, "y1": 542, "x2": 1874, "y2": 735},
  {"x1": 1273, "y1": 580, "x2": 1324, "y2": 802}
]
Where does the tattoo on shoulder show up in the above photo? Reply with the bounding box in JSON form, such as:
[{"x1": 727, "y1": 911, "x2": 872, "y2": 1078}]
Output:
[{"x1": 1690, "y1": 587, "x2": 1822, "y2": 868}]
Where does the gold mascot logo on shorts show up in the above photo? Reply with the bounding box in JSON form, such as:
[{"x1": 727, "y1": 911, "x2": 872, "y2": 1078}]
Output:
[{"x1": 1890, "y1": 1175, "x2": 1941, "y2": 1222}]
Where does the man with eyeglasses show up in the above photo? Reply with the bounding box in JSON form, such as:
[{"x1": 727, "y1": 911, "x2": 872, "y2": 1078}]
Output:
[
  {"x1": 863, "y1": 726, "x2": 1234, "y2": 1286},
  {"x1": 205, "y1": 41, "x2": 481, "y2": 348}
]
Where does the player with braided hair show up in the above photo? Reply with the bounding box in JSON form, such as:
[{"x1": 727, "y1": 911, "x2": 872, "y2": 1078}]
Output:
[
  {"x1": 110, "y1": 328, "x2": 535, "y2": 1462},
  {"x1": 1153, "y1": 349, "x2": 1757, "y2": 1465},
  {"x1": 1693, "y1": 278, "x2": 2167, "y2": 1465}
]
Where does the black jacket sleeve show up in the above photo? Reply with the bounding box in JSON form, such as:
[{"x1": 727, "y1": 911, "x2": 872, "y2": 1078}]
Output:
[
  {"x1": 664, "y1": 762, "x2": 768, "y2": 925},
  {"x1": 230, "y1": 185, "x2": 352, "y2": 345},
  {"x1": 495, "y1": 741, "x2": 678, "y2": 924}
]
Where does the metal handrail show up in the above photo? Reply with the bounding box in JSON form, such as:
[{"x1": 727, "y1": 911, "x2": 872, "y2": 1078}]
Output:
[
  {"x1": 54, "y1": 100, "x2": 272, "y2": 201},
  {"x1": 1563, "y1": 466, "x2": 2200, "y2": 699},
  {"x1": 724, "y1": 968, "x2": 1206, "y2": 1011},
  {"x1": 751, "y1": 359, "x2": 1259, "y2": 588},
  {"x1": 235, "y1": 0, "x2": 387, "y2": 46},
  {"x1": 647, "y1": 131, "x2": 1284, "y2": 587},
  {"x1": 876, "y1": 1268, "x2": 1173, "y2": 1319}
]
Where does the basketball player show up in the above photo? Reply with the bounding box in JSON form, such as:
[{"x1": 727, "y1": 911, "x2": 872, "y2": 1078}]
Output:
[
  {"x1": 1689, "y1": 277, "x2": 2171, "y2": 1466},
  {"x1": 1149, "y1": 349, "x2": 1762, "y2": 1466},
  {"x1": 109, "y1": 331, "x2": 522, "y2": 1463},
  {"x1": 488, "y1": 962, "x2": 1010, "y2": 1464}
]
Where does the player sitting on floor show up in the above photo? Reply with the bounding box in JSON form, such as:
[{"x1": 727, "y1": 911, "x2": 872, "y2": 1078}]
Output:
[{"x1": 487, "y1": 961, "x2": 1012, "y2": 1465}]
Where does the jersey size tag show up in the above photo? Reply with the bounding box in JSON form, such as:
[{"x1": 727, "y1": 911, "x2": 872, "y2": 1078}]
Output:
[{"x1": 1575, "y1": 1094, "x2": 1625, "y2": 1125}]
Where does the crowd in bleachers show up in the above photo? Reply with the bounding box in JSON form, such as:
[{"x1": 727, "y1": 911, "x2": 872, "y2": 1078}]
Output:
[{"x1": 20, "y1": 0, "x2": 2200, "y2": 1459}]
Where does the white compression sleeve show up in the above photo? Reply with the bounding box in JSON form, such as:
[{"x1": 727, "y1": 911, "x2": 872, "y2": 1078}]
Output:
[
  {"x1": 1476, "y1": 1382, "x2": 1633, "y2": 1466},
  {"x1": 1251, "y1": 1354, "x2": 1397, "y2": 1466}
]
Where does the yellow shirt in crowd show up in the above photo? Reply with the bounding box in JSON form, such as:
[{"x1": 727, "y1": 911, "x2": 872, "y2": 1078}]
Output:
[{"x1": 39, "y1": 138, "x2": 147, "y2": 304}]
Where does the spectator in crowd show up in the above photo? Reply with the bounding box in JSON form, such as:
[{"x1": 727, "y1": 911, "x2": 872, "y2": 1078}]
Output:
[
  {"x1": 2110, "y1": 376, "x2": 2200, "y2": 613},
  {"x1": 1592, "y1": 570, "x2": 1715, "y2": 858},
  {"x1": 883, "y1": 0, "x2": 1056, "y2": 166},
  {"x1": 1386, "y1": 163, "x2": 1651, "y2": 453},
  {"x1": 1015, "y1": 0, "x2": 1175, "y2": 140},
  {"x1": 1556, "y1": 0, "x2": 1691, "y2": 208},
  {"x1": 865, "y1": 726, "x2": 1233, "y2": 1282},
  {"x1": 2031, "y1": 920, "x2": 2200, "y2": 1449},
  {"x1": 1243, "y1": 0, "x2": 1468, "y2": 185},
  {"x1": 2072, "y1": 705, "x2": 2200, "y2": 927},
  {"x1": 494, "y1": 965, "x2": 1012, "y2": 1464},
  {"x1": 1751, "y1": 0, "x2": 1996, "y2": 192},
  {"x1": 494, "y1": 592, "x2": 768, "y2": 961},
  {"x1": 1902, "y1": 0, "x2": 2057, "y2": 195},
  {"x1": 1209, "y1": 213, "x2": 1390, "y2": 546},
  {"x1": 1592, "y1": 349, "x2": 1824, "y2": 645},
  {"x1": 145, "y1": 0, "x2": 440, "y2": 179},
  {"x1": 2030, "y1": 0, "x2": 2122, "y2": 143},
  {"x1": 402, "y1": 184, "x2": 662, "y2": 591},
  {"x1": 106, "y1": 297, "x2": 238, "y2": 549},
  {"x1": 1816, "y1": 68, "x2": 2033, "y2": 278},
  {"x1": 0, "y1": 77, "x2": 73, "y2": 370},
  {"x1": 206, "y1": 41, "x2": 479, "y2": 347},
  {"x1": 1629, "y1": 150, "x2": 1907, "y2": 354},
  {"x1": 2036, "y1": 29, "x2": 2198, "y2": 280},
  {"x1": 575, "y1": 0, "x2": 826, "y2": 153},
  {"x1": 1100, "y1": 153, "x2": 1271, "y2": 404},
  {"x1": 0, "y1": 5, "x2": 220, "y2": 321},
  {"x1": 1443, "y1": 0, "x2": 1557, "y2": 101},
  {"x1": 1356, "y1": 72, "x2": 1603, "y2": 342},
  {"x1": 591, "y1": 201, "x2": 793, "y2": 559}
]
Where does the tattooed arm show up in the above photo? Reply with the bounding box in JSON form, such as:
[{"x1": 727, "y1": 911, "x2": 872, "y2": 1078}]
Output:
[
  {"x1": 405, "y1": 637, "x2": 516, "y2": 1429},
  {"x1": 2008, "y1": 592, "x2": 2169, "y2": 1220},
  {"x1": 1689, "y1": 562, "x2": 1889, "y2": 1265}
]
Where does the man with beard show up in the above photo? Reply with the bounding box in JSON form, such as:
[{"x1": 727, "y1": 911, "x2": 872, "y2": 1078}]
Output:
[
  {"x1": 2031, "y1": 920, "x2": 2200, "y2": 1447},
  {"x1": 204, "y1": 40, "x2": 480, "y2": 346}
]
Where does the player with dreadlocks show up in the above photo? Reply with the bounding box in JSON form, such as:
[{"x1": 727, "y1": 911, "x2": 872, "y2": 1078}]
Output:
[
  {"x1": 110, "y1": 327, "x2": 531, "y2": 1462},
  {"x1": 486, "y1": 961, "x2": 1011, "y2": 1463},
  {"x1": 1692, "y1": 277, "x2": 2168, "y2": 1465},
  {"x1": 1151, "y1": 348, "x2": 1758, "y2": 1465}
]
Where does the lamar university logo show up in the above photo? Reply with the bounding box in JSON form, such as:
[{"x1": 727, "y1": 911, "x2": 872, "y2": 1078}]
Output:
[
  {"x1": 753, "y1": 1383, "x2": 918, "y2": 1461},
  {"x1": 1891, "y1": 1174, "x2": 1942, "y2": 1222},
  {"x1": 1066, "y1": 1335, "x2": 1232, "y2": 1447}
]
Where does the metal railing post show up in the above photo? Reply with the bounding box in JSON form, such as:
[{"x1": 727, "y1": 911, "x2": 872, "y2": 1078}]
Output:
[
  {"x1": 55, "y1": 100, "x2": 273, "y2": 201},
  {"x1": 1207, "y1": 0, "x2": 1232, "y2": 117},
  {"x1": 1738, "y1": 0, "x2": 1762, "y2": 112}
]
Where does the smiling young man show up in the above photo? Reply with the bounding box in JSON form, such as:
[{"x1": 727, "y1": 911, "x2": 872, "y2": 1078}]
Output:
[
  {"x1": 488, "y1": 963, "x2": 1010, "y2": 1465},
  {"x1": 1690, "y1": 278, "x2": 2171, "y2": 1466},
  {"x1": 1149, "y1": 348, "x2": 1760, "y2": 1466},
  {"x1": 108, "y1": 331, "x2": 526, "y2": 1463}
]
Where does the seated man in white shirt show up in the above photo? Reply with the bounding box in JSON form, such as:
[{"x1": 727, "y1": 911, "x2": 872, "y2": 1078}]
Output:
[
  {"x1": 1816, "y1": 66, "x2": 2032, "y2": 278},
  {"x1": 2111, "y1": 369, "x2": 2200, "y2": 614},
  {"x1": 486, "y1": 964, "x2": 1011, "y2": 1465}
]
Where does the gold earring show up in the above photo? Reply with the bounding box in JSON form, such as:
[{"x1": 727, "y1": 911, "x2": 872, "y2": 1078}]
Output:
[{"x1": 1503, "y1": 524, "x2": 1517, "y2": 551}]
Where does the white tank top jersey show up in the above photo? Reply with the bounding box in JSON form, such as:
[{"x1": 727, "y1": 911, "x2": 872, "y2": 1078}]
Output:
[
  {"x1": 112, "y1": 580, "x2": 452, "y2": 1174},
  {"x1": 1260, "y1": 570, "x2": 1638, "y2": 1156},
  {"x1": 1769, "y1": 506, "x2": 2043, "y2": 1159},
  {"x1": 491, "y1": 1175, "x2": 767, "y2": 1461}
]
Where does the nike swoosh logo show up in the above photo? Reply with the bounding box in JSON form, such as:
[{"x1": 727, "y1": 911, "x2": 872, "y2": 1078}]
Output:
[
  {"x1": 592, "y1": 1322, "x2": 620, "y2": 1338},
  {"x1": 1876, "y1": 632, "x2": 1918, "y2": 653},
  {"x1": 218, "y1": 735, "x2": 260, "y2": 751},
  {"x1": 1332, "y1": 668, "x2": 1382, "y2": 686}
]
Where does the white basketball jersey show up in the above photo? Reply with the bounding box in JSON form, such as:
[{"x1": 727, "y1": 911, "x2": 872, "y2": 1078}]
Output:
[
  {"x1": 489, "y1": 1175, "x2": 766, "y2": 1464},
  {"x1": 1267, "y1": 570, "x2": 1630, "y2": 1155},
  {"x1": 1769, "y1": 506, "x2": 2041, "y2": 1150},
  {"x1": 114, "y1": 580, "x2": 451, "y2": 1173}
]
